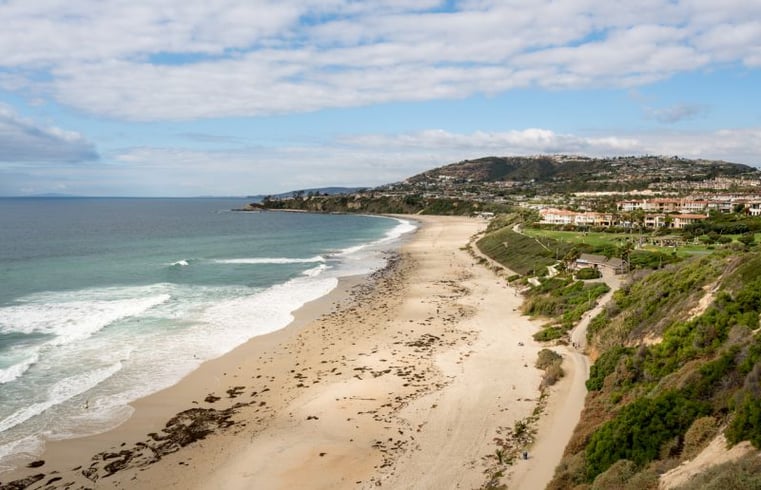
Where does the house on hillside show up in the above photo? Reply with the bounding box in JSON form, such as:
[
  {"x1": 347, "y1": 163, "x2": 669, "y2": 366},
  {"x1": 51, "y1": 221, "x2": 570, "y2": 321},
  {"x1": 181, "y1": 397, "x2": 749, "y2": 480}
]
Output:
[
  {"x1": 672, "y1": 214, "x2": 709, "y2": 229},
  {"x1": 575, "y1": 253, "x2": 626, "y2": 274},
  {"x1": 539, "y1": 208, "x2": 614, "y2": 227}
]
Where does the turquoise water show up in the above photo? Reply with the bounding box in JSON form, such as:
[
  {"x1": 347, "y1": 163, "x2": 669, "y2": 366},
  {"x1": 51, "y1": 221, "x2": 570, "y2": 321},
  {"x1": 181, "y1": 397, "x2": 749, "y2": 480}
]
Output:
[{"x1": 0, "y1": 198, "x2": 414, "y2": 469}]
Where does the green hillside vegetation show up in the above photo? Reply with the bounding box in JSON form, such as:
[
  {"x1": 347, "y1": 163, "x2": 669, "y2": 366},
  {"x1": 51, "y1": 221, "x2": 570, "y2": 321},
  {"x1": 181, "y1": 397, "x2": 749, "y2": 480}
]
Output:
[
  {"x1": 523, "y1": 278, "x2": 610, "y2": 341},
  {"x1": 523, "y1": 213, "x2": 761, "y2": 264},
  {"x1": 260, "y1": 194, "x2": 512, "y2": 215},
  {"x1": 475, "y1": 225, "x2": 574, "y2": 275},
  {"x1": 548, "y1": 252, "x2": 761, "y2": 489},
  {"x1": 475, "y1": 217, "x2": 612, "y2": 342},
  {"x1": 407, "y1": 155, "x2": 759, "y2": 193}
]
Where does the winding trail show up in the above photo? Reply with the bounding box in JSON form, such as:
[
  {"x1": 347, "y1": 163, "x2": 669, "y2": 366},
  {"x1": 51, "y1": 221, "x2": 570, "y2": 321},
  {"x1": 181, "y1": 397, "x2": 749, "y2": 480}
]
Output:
[{"x1": 505, "y1": 267, "x2": 624, "y2": 490}]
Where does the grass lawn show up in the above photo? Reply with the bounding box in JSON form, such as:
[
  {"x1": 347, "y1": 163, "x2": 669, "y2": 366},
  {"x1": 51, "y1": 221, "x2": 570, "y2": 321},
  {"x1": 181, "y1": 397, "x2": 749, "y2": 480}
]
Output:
[
  {"x1": 524, "y1": 227, "x2": 717, "y2": 257},
  {"x1": 476, "y1": 227, "x2": 573, "y2": 275},
  {"x1": 523, "y1": 228, "x2": 633, "y2": 248}
]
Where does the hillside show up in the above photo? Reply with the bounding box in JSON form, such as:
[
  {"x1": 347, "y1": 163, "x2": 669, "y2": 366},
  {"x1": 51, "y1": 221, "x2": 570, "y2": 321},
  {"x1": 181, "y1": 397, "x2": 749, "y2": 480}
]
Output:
[
  {"x1": 246, "y1": 187, "x2": 364, "y2": 202},
  {"x1": 471, "y1": 216, "x2": 761, "y2": 489},
  {"x1": 256, "y1": 193, "x2": 513, "y2": 215},
  {"x1": 405, "y1": 155, "x2": 759, "y2": 193},
  {"x1": 548, "y1": 252, "x2": 761, "y2": 489}
]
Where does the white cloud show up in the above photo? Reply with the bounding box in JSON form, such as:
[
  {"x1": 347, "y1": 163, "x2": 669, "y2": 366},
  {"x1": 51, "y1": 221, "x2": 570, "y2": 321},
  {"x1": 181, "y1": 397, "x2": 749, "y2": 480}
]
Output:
[
  {"x1": 339, "y1": 127, "x2": 761, "y2": 167},
  {"x1": 645, "y1": 103, "x2": 709, "y2": 123},
  {"x1": 0, "y1": 105, "x2": 98, "y2": 163},
  {"x1": 3, "y1": 125, "x2": 759, "y2": 196},
  {"x1": 0, "y1": 0, "x2": 759, "y2": 119}
]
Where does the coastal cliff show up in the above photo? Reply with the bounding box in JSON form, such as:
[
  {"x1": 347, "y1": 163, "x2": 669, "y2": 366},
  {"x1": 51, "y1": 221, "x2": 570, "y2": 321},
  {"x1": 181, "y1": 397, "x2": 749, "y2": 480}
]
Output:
[
  {"x1": 545, "y1": 251, "x2": 761, "y2": 489},
  {"x1": 473, "y1": 215, "x2": 761, "y2": 489}
]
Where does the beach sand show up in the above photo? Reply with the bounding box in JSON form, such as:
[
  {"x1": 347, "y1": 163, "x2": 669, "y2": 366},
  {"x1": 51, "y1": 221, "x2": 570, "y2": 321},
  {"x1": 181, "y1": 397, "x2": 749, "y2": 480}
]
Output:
[{"x1": 1, "y1": 215, "x2": 549, "y2": 490}]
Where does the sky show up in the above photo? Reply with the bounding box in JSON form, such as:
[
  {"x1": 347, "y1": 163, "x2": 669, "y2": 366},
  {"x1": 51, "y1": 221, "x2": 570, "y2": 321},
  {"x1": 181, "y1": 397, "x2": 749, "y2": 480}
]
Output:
[{"x1": 0, "y1": 0, "x2": 760, "y2": 197}]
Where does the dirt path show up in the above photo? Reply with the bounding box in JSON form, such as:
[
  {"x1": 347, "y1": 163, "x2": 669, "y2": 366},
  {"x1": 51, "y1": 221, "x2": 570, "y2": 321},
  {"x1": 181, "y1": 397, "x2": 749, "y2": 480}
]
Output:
[
  {"x1": 506, "y1": 267, "x2": 624, "y2": 489},
  {"x1": 570, "y1": 268, "x2": 622, "y2": 351}
]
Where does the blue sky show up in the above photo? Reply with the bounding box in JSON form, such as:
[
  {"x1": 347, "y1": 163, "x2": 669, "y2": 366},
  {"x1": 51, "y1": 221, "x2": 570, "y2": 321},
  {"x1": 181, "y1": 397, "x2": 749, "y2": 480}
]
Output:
[{"x1": 0, "y1": 0, "x2": 760, "y2": 196}]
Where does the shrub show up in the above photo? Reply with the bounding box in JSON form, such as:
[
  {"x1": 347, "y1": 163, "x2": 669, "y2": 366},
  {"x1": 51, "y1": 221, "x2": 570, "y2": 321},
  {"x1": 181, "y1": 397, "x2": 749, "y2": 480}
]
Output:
[
  {"x1": 536, "y1": 349, "x2": 565, "y2": 388},
  {"x1": 681, "y1": 416, "x2": 718, "y2": 459},
  {"x1": 534, "y1": 327, "x2": 565, "y2": 342},
  {"x1": 543, "y1": 364, "x2": 564, "y2": 387},
  {"x1": 576, "y1": 267, "x2": 602, "y2": 280},
  {"x1": 587, "y1": 346, "x2": 633, "y2": 391},
  {"x1": 622, "y1": 468, "x2": 660, "y2": 490},
  {"x1": 629, "y1": 250, "x2": 681, "y2": 269},
  {"x1": 726, "y1": 363, "x2": 761, "y2": 448},
  {"x1": 591, "y1": 459, "x2": 637, "y2": 490},
  {"x1": 585, "y1": 391, "x2": 710, "y2": 481},
  {"x1": 673, "y1": 452, "x2": 761, "y2": 490},
  {"x1": 536, "y1": 348, "x2": 563, "y2": 370},
  {"x1": 546, "y1": 452, "x2": 587, "y2": 490}
]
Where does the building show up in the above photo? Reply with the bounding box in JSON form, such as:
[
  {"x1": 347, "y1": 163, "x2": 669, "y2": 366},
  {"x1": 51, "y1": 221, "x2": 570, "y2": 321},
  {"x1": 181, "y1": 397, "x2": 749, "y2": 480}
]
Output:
[
  {"x1": 575, "y1": 254, "x2": 626, "y2": 274},
  {"x1": 540, "y1": 207, "x2": 708, "y2": 229},
  {"x1": 617, "y1": 198, "x2": 712, "y2": 214},
  {"x1": 538, "y1": 208, "x2": 614, "y2": 227},
  {"x1": 672, "y1": 214, "x2": 710, "y2": 229}
]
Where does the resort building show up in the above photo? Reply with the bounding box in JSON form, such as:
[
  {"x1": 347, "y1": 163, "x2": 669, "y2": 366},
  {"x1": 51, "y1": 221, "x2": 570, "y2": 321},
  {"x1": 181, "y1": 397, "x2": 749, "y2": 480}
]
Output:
[
  {"x1": 671, "y1": 214, "x2": 710, "y2": 229},
  {"x1": 539, "y1": 208, "x2": 614, "y2": 227},
  {"x1": 539, "y1": 208, "x2": 708, "y2": 229},
  {"x1": 617, "y1": 198, "x2": 713, "y2": 214}
]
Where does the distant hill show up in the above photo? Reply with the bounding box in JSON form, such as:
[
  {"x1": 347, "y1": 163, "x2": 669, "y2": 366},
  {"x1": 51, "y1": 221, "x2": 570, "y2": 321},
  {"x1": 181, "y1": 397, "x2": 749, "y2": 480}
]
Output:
[
  {"x1": 247, "y1": 187, "x2": 365, "y2": 203},
  {"x1": 405, "y1": 155, "x2": 760, "y2": 192}
]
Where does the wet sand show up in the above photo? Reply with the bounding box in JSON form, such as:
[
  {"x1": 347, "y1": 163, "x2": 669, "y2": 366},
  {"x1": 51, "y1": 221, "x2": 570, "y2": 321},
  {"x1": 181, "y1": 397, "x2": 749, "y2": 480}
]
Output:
[{"x1": 1, "y1": 215, "x2": 547, "y2": 490}]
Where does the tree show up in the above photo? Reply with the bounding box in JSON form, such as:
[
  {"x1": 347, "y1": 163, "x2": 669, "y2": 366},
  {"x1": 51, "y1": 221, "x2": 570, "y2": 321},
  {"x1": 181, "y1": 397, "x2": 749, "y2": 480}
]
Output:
[
  {"x1": 739, "y1": 232, "x2": 756, "y2": 248},
  {"x1": 563, "y1": 248, "x2": 581, "y2": 269}
]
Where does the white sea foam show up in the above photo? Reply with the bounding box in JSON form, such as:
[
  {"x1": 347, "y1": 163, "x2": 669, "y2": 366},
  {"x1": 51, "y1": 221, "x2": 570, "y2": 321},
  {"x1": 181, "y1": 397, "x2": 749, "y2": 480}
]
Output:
[
  {"x1": 0, "y1": 352, "x2": 39, "y2": 385},
  {"x1": 0, "y1": 204, "x2": 416, "y2": 472},
  {"x1": 0, "y1": 216, "x2": 413, "y2": 470},
  {"x1": 335, "y1": 218, "x2": 416, "y2": 257},
  {"x1": 214, "y1": 256, "x2": 325, "y2": 265},
  {"x1": 0, "y1": 362, "x2": 122, "y2": 433},
  {"x1": 383, "y1": 218, "x2": 417, "y2": 242},
  {"x1": 302, "y1": 264, "x2": 329, "y2": 277},
  {"x1": 0, "y1": 292, "x2": 171, "y2": 345},
  {"x1": 0, "y1": 435, "x2": 45, "y2": 473},
  {"x1": 200, "y1": 275, "x2": 338, "y2": 355}
]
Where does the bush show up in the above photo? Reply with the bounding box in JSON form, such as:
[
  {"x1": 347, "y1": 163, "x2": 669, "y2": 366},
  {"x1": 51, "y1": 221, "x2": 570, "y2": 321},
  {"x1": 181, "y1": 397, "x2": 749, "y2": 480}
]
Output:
[
  {"x1": 622, "y1": 468, "x2": 660, "y2": 490},
  {"x1": 536, "y1": 349, "x2": 564, "y2": 388},
  {"x1": 543, "y1": 363, "x2": 564, "y2": 387},
  {"x1": 587, "y1": 346, "x2": 633, "y2": 391},
  {"x1": 536, "y1": 348, "x2": 563, "y2": 370},
  {"x1": 576, "y1": 267, "x2": 602, "y2": 280},
  {"x1": 524, "y1": 280, "x2": 609, "y2": 326},
  {"x1": 629, "y1": 250, "x2": 681, "y2": 269},
  {"x1": 546, "y1": 452, "x2": 587, "y2": 490},
  {"x1": 591, "y1": 459, "x2": 637, "y2": 490},
  {"x1": 726, "y1": 364, "x2": 761, "y2": 448},
  {"x1": 534, "y1": 326, "x2": 565, "y2": 341},
  {"x1": 673, "y1": 452, "x2": 761, "y2": 490},
  {"x1": 585, "y1": 391, "x2": 710, "y2": 481},
  {"x1": 681, "y1": 416, "x2": 718, "y2": 459}
]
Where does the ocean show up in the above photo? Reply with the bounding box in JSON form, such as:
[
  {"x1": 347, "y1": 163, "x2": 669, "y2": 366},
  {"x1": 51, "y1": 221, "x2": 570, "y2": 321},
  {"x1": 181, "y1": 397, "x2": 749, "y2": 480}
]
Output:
[{"x1": 0, "y1": 198, "x2": 415, "y2": 470}]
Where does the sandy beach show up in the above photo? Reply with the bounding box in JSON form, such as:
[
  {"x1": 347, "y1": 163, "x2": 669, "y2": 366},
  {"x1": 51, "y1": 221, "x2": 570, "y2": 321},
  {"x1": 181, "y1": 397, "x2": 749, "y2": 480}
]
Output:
[{"x1": 1, "y1": 215, "x2": 553, "y2": 490}]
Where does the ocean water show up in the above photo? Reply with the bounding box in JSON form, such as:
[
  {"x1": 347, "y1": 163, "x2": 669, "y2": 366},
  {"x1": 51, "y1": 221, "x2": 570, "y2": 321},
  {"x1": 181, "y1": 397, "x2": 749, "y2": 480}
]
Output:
[{"x1": 0, "y1": 198, "x2": 415, "y2": 470}]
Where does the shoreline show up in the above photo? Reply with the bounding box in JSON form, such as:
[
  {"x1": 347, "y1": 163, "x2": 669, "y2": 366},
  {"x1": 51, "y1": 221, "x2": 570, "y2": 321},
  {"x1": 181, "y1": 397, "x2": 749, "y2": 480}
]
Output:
[
  {"x1": 0, "y1": 239, "x2": 403, "y2": 483},
  {"x1": 2, "y1": 215, "x2": 553, "y2": 489}
]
